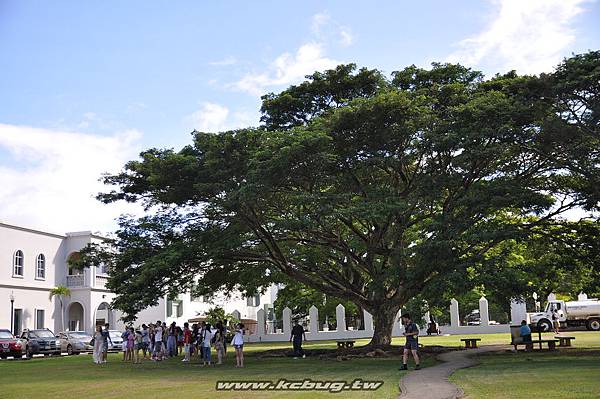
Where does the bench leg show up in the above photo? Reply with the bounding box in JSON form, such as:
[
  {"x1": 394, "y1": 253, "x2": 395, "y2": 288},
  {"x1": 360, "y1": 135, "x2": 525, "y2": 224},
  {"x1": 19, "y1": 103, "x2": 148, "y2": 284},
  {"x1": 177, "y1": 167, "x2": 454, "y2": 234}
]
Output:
[
  {"x1": 548, "y1": 342, "x2": 556, "y2": 350},
  {"x1": 472, "y1": 341, "x2": 478, "y2": 348},
  {"x1": 565, "y1": 340, "x2": 571, "y2": 347}
]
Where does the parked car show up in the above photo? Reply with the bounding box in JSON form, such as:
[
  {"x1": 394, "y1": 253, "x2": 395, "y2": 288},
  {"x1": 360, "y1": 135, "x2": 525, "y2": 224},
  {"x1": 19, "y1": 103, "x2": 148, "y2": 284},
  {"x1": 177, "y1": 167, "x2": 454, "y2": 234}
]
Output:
[
  {"x1": 19, "y1": 328, "x2": 61, "y2": 358},
  {"x1": 107, "y1": 330, "x2": 123, "y2": 352},
  {"x1": 58, "y1": 331, "x2": 93, "y2": 355},
  {"x1": 0, "y1": 329, "x2": 23, "y2": 359}
]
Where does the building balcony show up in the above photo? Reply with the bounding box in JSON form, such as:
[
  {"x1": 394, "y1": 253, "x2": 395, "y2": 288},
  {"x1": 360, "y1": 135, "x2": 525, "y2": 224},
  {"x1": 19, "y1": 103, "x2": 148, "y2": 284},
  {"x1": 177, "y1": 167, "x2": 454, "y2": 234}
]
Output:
[{"x1": 66, "y1": 268, "x2": 109, "y2": 289}]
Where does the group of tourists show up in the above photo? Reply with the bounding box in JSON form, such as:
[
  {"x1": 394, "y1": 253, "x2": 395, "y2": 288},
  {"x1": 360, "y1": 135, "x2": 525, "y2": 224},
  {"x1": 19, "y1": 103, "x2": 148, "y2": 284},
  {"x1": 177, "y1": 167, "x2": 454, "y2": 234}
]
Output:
[{"x1": 91, "y1": 321, "x2": 246, "y2": 367}]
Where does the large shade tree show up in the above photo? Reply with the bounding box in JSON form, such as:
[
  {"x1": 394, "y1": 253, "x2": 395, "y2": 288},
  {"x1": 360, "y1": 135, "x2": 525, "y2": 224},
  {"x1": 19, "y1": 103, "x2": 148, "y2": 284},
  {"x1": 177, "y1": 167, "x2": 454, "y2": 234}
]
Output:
[{"x1": 82, "y1": 53, "x2": 599, "y2": 347}]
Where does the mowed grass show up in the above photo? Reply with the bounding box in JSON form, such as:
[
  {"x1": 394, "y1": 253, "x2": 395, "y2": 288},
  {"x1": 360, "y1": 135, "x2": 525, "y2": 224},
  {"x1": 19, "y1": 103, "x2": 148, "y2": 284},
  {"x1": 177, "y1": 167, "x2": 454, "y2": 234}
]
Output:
[
  {"x1": 0, "y1": 341, "x2": 435, "y2": 399},
  {"x1": 1, "y1": 331, "x2": 598, "y2": 399},
  {"x1": 450, "y1": 331, "x2": 600, "y2": 399}
]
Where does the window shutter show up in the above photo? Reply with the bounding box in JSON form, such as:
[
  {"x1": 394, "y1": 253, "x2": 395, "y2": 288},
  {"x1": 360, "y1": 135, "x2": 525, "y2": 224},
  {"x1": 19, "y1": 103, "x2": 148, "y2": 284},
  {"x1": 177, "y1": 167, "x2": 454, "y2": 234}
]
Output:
[
  {"x1": 177, "y1": 300, "x2": 183, "y2": 317},
  {"x1": 166, "y1": 300, "x2": 173, "y2": 317}
]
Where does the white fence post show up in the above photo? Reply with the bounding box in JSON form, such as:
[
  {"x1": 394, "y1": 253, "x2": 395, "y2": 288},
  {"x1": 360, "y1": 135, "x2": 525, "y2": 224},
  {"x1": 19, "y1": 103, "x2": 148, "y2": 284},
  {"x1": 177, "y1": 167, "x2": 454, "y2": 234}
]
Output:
[
  {"x1": 309, "y1": 305, "x2": 319, "y2": 333},
  {"x1": 282, "y1": 307, "x2": 292, "y2": 337},
  {"x1": 450, "y1": 298, "x2": 460, "y2": 327},
  {"x1": 256, "y1": 309, "x2": 266, "y2": 337},
  {"x1": 363, "y1": 309, "x2": 373, "y2": 333},
  {"x1": 479, "y1": 296, "x2": 489, "y2": 326},
  {"x1": 510, "y1": 298, "x2": 527, "y2": 324},
  {"x1": 335, "y1": 304, "x2": 346, "y2": 332}
]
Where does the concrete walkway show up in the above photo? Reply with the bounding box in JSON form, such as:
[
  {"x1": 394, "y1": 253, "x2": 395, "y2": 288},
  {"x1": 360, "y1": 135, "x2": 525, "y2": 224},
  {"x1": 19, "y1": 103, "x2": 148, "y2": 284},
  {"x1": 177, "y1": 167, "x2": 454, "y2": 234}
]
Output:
[{"x1": 398, "y1": 345, "x2": 506, "y2": 399}]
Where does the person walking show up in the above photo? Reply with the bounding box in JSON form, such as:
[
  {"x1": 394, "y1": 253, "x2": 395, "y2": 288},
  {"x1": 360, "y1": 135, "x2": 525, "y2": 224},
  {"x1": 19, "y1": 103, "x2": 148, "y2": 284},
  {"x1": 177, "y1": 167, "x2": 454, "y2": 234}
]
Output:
[
  {"x1": 232, "y1": 323, "x2": 245, "y2": 368},
  {"x1": 92, "y1": 325, "x2": 104, "y2": 364},
  {"x1": 289, "y1": 319, "x2": 307, "y2": 358},
  {"x1": 141, "y1": 324, "x2": 150, "y2": 359},
  {"x1": 399, "y1": 313, "x2": 420, "y2": 370}
]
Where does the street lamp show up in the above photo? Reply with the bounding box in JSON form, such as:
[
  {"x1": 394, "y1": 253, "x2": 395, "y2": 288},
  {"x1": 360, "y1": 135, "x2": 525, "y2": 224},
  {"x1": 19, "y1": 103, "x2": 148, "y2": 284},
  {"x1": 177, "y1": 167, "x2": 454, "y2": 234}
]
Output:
[{"x1": 9, "y1": 291, "x2": 15, "y2": 335}]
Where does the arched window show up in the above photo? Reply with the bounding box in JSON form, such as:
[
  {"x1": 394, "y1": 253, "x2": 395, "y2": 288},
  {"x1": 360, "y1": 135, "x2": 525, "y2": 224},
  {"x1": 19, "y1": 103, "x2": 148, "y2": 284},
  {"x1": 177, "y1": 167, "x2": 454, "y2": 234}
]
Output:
[
  {"x1": 36, "y1": 254, "x2": 46, "y2": 279},
  {"x1": 13, "y1": 250, "x2": 24, "y2": 277}
]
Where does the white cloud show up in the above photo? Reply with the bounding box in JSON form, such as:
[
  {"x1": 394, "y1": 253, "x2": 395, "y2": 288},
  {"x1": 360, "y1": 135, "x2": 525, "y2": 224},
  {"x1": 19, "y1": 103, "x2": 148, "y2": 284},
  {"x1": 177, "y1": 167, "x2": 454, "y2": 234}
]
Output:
[
  {"x1": 233, "y1": 42, "x2": 340, "y2": 96},
  {"x1": 187, "y1": 102, "x2": 256, "y2": 132},
  {"x1": 209, "y1": 56, "x2": 238, "y2": 66},
  {"x1": 447, "y1": 0, "x2": 589, "y2": 74},
  {"x1": 0, "y1": 123, "x2": 143, "y2": 234},
  {"x1": 311, "y1": 11, "x2": 354, "y2": 47}
]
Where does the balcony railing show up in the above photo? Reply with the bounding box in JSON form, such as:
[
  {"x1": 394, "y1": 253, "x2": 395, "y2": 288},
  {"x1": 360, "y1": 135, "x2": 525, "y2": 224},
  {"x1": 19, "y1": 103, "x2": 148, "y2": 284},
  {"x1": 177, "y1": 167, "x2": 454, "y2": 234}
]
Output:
[
  {"x1": 65, "y1": 270, "x2": 109, "y2": 289},
  {"x1": 66, "y1": 274, "x2": 85, "y2": 287}
]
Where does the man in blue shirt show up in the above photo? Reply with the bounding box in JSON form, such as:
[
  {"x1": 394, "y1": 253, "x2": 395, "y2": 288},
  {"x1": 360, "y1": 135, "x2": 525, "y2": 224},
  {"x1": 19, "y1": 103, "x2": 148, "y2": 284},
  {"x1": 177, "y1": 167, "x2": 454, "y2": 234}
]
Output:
[
  {"x1": 399, "y1": 313, "x2": 420, "y2": 370},
  {"x1": 520, "y1": 320, "x2": 532, "y2": 343}
]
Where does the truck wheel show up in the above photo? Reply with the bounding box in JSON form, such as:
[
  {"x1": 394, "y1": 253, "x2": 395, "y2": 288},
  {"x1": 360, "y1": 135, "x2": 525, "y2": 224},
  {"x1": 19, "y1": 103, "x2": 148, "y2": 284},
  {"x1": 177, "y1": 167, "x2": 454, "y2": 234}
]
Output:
[
  {"x1": 538, "y1": 319, "x2": 553, "y2": 332},
  {"x1": 586, "y1": 318, "x2": 600, "y2": 331}
]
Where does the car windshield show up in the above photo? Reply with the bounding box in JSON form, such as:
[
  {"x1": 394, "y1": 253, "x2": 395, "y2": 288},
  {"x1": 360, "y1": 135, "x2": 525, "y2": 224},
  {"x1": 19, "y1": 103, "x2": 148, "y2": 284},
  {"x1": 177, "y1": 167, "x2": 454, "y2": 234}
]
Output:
[
  {"x1": 69, "y1": 332, "x2": 91, "y2": 339},
  {"x1": 109, "y1": 331, "x2": 122, "y2": 339},
  {"x1": 31, "y1": 330, "x2": 54, "y2": 338},
  {"x1": 0, "y1": 331, "x2": 13, "y2": 339}
]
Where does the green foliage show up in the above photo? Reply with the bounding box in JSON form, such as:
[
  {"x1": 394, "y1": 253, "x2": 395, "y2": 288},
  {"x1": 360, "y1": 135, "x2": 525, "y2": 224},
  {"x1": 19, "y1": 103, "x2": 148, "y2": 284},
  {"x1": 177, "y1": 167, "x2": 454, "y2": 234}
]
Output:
[
  {"x1": 82, "y1": 53, "x2": 599, "y2": 345},
  {"x1": 204, "y1": 306, "x2": 238, "y2": 327}
]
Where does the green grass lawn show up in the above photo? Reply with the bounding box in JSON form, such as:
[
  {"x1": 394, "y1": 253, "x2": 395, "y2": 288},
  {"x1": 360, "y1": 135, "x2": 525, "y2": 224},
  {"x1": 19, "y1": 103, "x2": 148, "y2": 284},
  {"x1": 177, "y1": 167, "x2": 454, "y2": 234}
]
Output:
[
  {"x1": 450, "y1": 331, "x2": 600, "y2": 399},
  {"x1": 1, "y1": 332, "x2": 598, "y2": 399},
  {"x1": 0, "y1": 342, "x2": 434, "y2": 399}
]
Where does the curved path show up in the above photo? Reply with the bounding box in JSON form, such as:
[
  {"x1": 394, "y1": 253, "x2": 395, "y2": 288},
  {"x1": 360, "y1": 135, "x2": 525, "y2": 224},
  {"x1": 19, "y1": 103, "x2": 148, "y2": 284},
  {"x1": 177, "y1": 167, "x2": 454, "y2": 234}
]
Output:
[{"x1": 398, "y1": 345, "x2": 506, "y2": 399}]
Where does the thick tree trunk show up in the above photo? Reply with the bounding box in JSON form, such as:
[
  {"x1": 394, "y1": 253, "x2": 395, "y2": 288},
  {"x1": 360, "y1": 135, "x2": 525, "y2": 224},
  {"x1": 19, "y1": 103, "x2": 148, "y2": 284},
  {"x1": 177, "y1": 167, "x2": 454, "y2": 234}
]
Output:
[{"x1": 367, "y1": 303, "x2": 402, "y2": 349}]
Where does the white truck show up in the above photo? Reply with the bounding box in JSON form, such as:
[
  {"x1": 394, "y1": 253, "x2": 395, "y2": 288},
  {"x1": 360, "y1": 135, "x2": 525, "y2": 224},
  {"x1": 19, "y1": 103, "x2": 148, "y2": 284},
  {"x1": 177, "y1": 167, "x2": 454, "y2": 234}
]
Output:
[{"x1": 529, "y1": 299, "x2": 600, "y2": 332}]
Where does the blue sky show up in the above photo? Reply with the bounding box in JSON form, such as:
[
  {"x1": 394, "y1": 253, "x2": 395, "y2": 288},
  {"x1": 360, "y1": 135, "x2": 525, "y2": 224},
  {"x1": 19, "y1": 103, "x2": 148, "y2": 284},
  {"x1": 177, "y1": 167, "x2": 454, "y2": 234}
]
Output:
[{"x1": 0, "y1": 0, "x2": 598, "y2": 233}]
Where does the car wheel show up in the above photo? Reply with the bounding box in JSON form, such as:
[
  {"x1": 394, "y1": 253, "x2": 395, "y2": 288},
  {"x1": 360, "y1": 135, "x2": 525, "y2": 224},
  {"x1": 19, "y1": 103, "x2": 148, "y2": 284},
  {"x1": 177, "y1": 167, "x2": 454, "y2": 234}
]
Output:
[
  {"x1": 67, "y1": 345, "x2": 73, "y2": 356},
  {"x1": 0, "y1": 355, "x2": 6, "y2": 360},
  {"x1": 54, "y1": 351, "x2": 61, "y2": 356},
  {"x1": 586, "y1": 318, "x2": 600, "y2": 331},
  {"x1": 14, "y1": 355, "x2": 22, "y2": 359},
  {"x1": 26, "y1": 347, "x2": 33, "y2": 359},
  {"x1": 537, "y1": 319, "x2": 553, "y2": 332}
]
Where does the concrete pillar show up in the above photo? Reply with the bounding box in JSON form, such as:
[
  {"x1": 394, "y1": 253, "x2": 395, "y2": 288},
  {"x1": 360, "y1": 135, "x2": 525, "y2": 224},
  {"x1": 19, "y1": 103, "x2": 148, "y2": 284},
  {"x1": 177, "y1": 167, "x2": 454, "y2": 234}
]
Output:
[
  {"x1": 282, "y1": 307, "x2": 292, "y2": 337},
  {"x1": 309, "y1": 305, "x2": 319, "y2": 333},
  {"x1": 363, "y1": 309, "x2": 373, "y2": 332},
  {"x1": 392, "y1": 308, "x2": 402, "y2": 336},
  {"x1": 335, "y1": 304, "x2": 346, "y2": 331},
  {"x1": 510, "y1": 298, "x2": 528, "y2": 325},
  {"x1": 256, "y1": 309, "x2": 266, "y2": 336},
  {"x1": 479, "y1": 296, "x2": 489, "y2": 326},
  {"x1": 450, "y1": 298, "x2": 460, "y2": 327}
]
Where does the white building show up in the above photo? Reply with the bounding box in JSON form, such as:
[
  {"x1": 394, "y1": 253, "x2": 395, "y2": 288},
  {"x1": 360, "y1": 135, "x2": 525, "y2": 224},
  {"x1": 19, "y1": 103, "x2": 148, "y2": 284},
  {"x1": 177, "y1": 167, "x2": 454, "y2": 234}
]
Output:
[{"x1": 1, "y1": 222, "x2": 276, "y2": 335}]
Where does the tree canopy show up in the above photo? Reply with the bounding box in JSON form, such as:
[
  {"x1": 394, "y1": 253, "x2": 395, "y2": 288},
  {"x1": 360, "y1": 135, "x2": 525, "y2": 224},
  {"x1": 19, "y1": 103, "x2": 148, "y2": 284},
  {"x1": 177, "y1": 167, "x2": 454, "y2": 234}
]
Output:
[{"x1": 81, "y1": 52, "x2": 600, "y2": 347}]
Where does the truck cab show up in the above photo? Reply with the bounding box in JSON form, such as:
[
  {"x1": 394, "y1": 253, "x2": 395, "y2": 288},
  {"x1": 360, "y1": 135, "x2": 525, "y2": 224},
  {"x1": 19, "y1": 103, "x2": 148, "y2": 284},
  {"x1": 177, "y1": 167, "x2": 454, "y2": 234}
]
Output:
[{"x1": 529, "y1": 301, "x2": 566, "y2": 331}]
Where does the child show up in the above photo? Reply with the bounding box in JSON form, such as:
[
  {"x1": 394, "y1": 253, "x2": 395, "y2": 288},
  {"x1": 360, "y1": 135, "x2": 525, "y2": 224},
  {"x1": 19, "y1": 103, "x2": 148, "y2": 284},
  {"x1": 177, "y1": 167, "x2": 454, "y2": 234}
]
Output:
[
  {"x1": 232, "y1": 323, "x2": 245, "y2": 368},
  {"x1": 201, "y1": 323, "x2": 213, "y2": 366}
]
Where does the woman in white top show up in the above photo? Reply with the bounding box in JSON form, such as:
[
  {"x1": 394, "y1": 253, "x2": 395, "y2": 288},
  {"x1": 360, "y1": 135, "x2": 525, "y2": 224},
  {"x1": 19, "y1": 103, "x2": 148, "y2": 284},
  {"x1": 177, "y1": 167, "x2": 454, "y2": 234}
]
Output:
[
  {"x1": 92, "y1": 325, "x2": 104, "y2": 364},
  {"x1": 232, "y1": 323, "x2": 245, "y2": 368}
]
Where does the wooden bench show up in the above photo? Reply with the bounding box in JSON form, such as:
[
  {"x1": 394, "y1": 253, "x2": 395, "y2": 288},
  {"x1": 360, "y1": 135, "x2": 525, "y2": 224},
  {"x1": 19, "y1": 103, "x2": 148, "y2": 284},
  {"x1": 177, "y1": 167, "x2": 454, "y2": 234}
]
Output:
[
  {"x1": 461, "y1": 338, "x2": 482, "y2": 349},
  {"x1": 555, "y1": 336, "x2": 576, "y2": 347},
  {"x1": 336, "y1": 340, "x2": 355, "y2": 349},
  {"x1": 513, "y1": 339, "x2": 558, "y2": 351}
]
